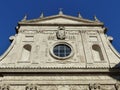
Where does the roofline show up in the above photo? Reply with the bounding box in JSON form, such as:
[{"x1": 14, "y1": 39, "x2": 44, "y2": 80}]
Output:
[
  {"x1": 18, "y1": 14, "x2": 104, "y2": 25},
  {"x1": 18, "y1": 23, "x2": 104, "y2": 27}
]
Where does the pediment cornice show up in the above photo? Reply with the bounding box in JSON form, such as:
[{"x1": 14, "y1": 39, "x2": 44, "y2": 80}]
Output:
[{"x1": 18, "y1": 14, "x2": 103, "y2": 26}]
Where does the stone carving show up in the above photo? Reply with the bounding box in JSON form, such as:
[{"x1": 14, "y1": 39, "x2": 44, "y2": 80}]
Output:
[
  {"x1": 94, "y1": 16, "x2": 100, "y2": 22},
  {"x1": 9, "y1": 36, "x2": 15, "y2": 41},
  {"x1": 56, "y1": 26, "x2": 66, "y2": 40},
  {"x1": 116, "y1": 83, "x2": 120, "y2": 90},
  {"x1": 26, "y1": 84, "x2": 37, "y2": 90},
  {"x1": 0, "y1": 84, "x2": 9, "y2": 90},
  {"x1": 100, "y1": 85, "x2": 116, "y2": 90},
  {"x1": 48, "y1": 36, "x2": 55, "y2": 40},
  {"x1": 67, "y1": 36, "x2": 75, "y2": 40},
  {"x1": 89, "y1": 84, "x2": 101, "y2": 90}
]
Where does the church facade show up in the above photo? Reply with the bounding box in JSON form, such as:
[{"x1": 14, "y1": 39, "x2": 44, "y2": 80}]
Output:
[{"x1": 0, "y1": 11, "x2": 120, "y2": 90}]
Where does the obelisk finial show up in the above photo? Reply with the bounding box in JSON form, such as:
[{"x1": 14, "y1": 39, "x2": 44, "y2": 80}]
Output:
[
  {"x1": 21, "y1": 14, "x2": 27, "y2": 21},
  {"x1": 40, "y1": 12, "x2": 44, "y2": 18},
  {"x1": 94, "y1": 15, "x2": 100, "y2": 22},
  {"x1": 59, "y1": 8, "x2": 63, "y2": 15},
  {"x1": 78, "y1": 12, "x2": 82, "y2": 18}
]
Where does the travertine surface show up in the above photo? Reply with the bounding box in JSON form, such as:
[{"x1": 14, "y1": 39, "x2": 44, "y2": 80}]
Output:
[{"x1": 0, "y1": 12, "x2": 120, "y2": 90}]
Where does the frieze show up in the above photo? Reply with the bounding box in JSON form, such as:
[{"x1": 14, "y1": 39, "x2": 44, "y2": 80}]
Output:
[
  {"x1": 0, "y1": 84, "x2": 118, "y2": 90},
  {"x1": 0, "y1": 84, "x2": 9, "y2": 90},
  {"x1": 42, "y1": 31, "x2": 55, "y2": 34},
  {"x1": 26, "y1": 84, "x2": 37, "y2": 90},
  {"x1": 67, "y1": 36, "x2": 76, "y2": 40},
  {"x1": 89, "y1": 84, "x2": 101, "y2": 90}
]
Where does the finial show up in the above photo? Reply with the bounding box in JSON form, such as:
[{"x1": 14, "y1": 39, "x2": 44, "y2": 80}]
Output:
[
  {"x1": 59, "y1": 8, "x2": 63, "y2": 15},
  {"x1": 94, "y1": 15, "x2": 100, "y2": 22},
  {"x1": 40, "y1": 12, "x2": 44, "y2": 18},
  {"x1": 21, "y1": 14, "x2": 27, "y2": 21},
  {"x1": 78, "y1": 12, "x2": 82, "y2": 18}
]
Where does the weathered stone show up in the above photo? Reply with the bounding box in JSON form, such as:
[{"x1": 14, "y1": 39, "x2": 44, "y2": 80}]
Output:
[{"x1": 0, "y1": 12, "x2": 120, "y2": 90}]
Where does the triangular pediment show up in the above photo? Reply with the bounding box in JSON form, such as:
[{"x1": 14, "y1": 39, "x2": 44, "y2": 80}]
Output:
[
  {"x1": 35, "y1": 17, "x2": 85, "y2": 24},
  {"x1": 19, "y1": 14, "x2": 103, "y2": 25}
]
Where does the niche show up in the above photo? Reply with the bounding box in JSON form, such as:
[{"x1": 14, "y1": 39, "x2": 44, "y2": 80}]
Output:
[
  {"x1": 92, "y1": 44, "x2": 104, "y2": 62},
  {"x1": 21, "y1": 44, "x2": 31, "y2": 62}
]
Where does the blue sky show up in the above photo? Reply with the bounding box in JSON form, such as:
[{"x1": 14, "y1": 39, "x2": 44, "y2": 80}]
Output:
[{"x1": 0, "y1": 0, "x2": 120, "y2": 55}]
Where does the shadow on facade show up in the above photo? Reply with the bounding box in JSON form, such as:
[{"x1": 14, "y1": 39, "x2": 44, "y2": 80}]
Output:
[{"x1": 109, "y1": 62, "x2": 120, "y2": 81}]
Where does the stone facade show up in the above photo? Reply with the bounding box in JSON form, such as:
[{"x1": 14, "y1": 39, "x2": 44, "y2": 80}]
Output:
[{"x1": 0, "y1": 11, "x2": 120, "y2": 90}]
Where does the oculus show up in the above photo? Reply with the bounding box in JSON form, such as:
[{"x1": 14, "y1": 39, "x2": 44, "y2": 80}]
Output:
[{"x1": 50, "y1": 43, "x2": 74, "y2": 60}]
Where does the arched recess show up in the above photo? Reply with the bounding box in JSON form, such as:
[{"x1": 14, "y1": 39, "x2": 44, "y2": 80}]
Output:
[
  {"x1": 21, "y1": 44, "x2": 31, "y2": 61},
  {"x1": 92, "y1": 44, "x2": 104, "y2": 61}
]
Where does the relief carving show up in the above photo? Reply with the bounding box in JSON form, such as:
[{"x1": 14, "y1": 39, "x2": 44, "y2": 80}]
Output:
[
  {"x1": 67, "y1": 36, "x2": 76, "y2": 40},
  {"x1": 89, "y1": 84, "x2": 100, "y2": 90},
  {"x1": 116, "y1": 83, "x2": 120, "y2": 90},
  {"x1": 26, "y1": 84, "x2": 37, "y2": 90},
  {"x1": 56, "y1": 26, "x2": 66, "y2": 40},
  {"x1": 0, "y1": 84, "x2": 9, "y2": 90}
]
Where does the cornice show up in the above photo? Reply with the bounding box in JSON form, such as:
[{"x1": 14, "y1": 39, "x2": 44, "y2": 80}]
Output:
[
  {"x1": 18, "y1": 23, "x2": 104, "y2": 26},
  {"x1": 18, "y1": 14, "x2": 104, "y2": 26},
  {"x1": 0, "y1": 68, "x2": 119, "y2": 73}
]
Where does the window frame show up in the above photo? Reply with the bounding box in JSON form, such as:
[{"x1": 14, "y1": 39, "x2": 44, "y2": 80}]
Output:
[{"x1": 50, "y1": 42, "x2": 74, "y2": 60}]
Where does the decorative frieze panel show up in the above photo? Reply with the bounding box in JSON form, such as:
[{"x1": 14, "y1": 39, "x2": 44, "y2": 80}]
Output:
[
  {"x1": 48, "y1": 35, "x2": 76, "y2": 40},
  {"x1": 89, "y1": 84, "x2": 101, "y2": 90},
  {"x1": 42, "y1": 31, "x2": 55, "y2": 34},
  {"x1": 26, "y1": 84, "x2": 37, "y2": 90},
  {"x1": 0, "y1": 84, "x2": 119, "y2": 90},
  {"x1": 0, "y1": 84, "x2": 9, "y2": 90}
]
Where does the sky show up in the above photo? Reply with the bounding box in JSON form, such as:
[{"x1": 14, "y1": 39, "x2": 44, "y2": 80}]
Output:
[{"x1": 0, "y1": 0, "x2": 120, "y2": 55}]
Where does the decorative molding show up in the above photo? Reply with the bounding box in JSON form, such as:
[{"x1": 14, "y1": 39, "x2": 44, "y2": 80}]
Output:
[
  {"x1": 49, "y1": 42, "x2": 74, "y2": 60},
  {"x1": 89, "y1": 83, "x2": 101, "y2": 90},
  {"x1": 0, "y1": 84, "x2": 9, "y2": 90},
  {"x1": 116, "y1": 83, "x2": 120, "y2": 90},
  {"x1": 26, "y1": 84, "x2": 37, "y2": 90},
  {"x1": 0, "y1": 84, "x2": 118, "y2": 90}
]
